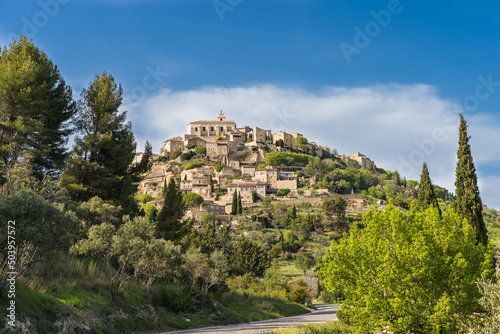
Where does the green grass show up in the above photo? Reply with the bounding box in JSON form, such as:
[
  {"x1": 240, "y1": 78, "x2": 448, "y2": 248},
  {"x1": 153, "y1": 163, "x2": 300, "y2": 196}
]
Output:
[{"x1": 270, "y1": 321, "x2": 370, "y2": 334}]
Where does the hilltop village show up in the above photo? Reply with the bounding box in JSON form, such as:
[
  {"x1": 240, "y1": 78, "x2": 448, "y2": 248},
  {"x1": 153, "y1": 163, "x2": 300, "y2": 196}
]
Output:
[{"x1": 134, "y1": 112, "x2": 375, "y2": 224}]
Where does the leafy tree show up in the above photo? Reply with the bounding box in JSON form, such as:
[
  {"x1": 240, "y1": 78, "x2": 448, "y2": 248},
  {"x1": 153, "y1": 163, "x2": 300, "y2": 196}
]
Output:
[
  {"x1": 71, "y1": 216, "x2": 182, "y2": 295},
  {"x1": 140, "y1": 202, "x2": 157, "y2": 223},
  {"x1": 295, "y1": 252, "x2": 316, "y2": 274},
  {"x1": 61, "y1": 72, "x2": 136, "y2": 214},
  {"x1": 321, "y1": 195, "x2": 347, "y2": 230},
  {"x1": 319, "y1": 204, "x2": 494, "y2": 333},
  {"x1": 0, "y1": 190, "x2": 79, "y2": 285},
  {"x1": 172, "y1": 150, "x2": 181, "y2": 159},
  {"x1": 295, "y1": 136, "x2": 308, "y2": 149},
  {"x1": 231, "y1": 191, "x2": 237, "y2": 215},
  {"x1": 156, "y1": 178, "x2": 188, "y2": 241},
  {"x1": 183, "y1": 192, "x2": 204, "y2": 208},
  {"x1": 231, "y1": 237, "x2": 269, "y2": 277},
  {"x1": 454, "y1": 114, "x2": 487, "y2": 245},
  {"x1": 183, "y1": 247, "x2": 229, "y2": 295},
  {"x1": 194, "y1": 145, "x2": 206, "y2": 156},
  {"x1": 78, "y1": 196, "x2": 122, "y2": 228},
  {"x1": 261, "y1": 196, "x2": 272, "y2": 209},
  {"x1": 214, "y1": 164, "x2": 224, "y2": 172},
  {"x1": 0, "y1": 36, "x2": 76, "y2": 192},
  {"x1": 237, "y1": 192, "x2": 242, "y2": 215},
  {"x1": 277, "y1": 188, "x2": 291, "y2": 196},
  {"x1": 416, "y1": 162, "x2": 441, "y2": 215}
]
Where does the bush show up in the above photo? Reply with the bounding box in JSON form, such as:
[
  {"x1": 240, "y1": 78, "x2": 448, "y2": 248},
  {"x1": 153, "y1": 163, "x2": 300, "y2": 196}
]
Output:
[
  {"x1": 180, "y1": 151, "x2": 196, "y2": 161},
  {"x1": 172, "y1": 151, "x2": 181, "y2": 159},
  {"x1": 266, "y1": 152, "x2": 311, "y2": 166},
  {"x1": 277, "y1": 188, "x2": 291, "y2": 197},
  {"x1": 214, "y1": 164, "x2": 224, "y2": 172},
  {"x1": 185, "y1": 162, "x2": 195, "y2": 170},
  {"x1": 288, "y1": 286, "x2": 310, "y2": 304},
  {"x1": 152, "y1": 284, "x2": 207, "y2": 312}
]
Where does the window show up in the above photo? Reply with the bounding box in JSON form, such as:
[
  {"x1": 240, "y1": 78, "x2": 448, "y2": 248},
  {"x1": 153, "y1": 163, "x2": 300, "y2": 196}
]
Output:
[
  {"x1": 203, "y1": 127, "x2": 206, "y2": 131},
  {"x1": 221, "y1": 127, "x2": 224, "y2": 131},
  {"x1": 211, "y1": 127, "x2": 214, "y2": 131},
  {"x1": 195, "y1": 127, "x2": 198, "y2": 131}
]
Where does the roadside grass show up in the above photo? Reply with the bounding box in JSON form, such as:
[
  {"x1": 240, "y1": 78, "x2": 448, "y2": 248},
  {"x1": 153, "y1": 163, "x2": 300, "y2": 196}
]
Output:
[{"x1": 270, "y1": 321, "x2": 370, "y2": 334}]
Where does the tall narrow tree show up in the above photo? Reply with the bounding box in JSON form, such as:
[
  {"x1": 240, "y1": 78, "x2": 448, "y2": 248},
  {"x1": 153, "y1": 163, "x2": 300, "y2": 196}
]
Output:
[
  {"x1": 237, "y1": 192, "x2": 242, "y2": 215},
  {"x1": 454, "y1": 114, "x2": 487, "y2": 245},
  {"x1": 416, "y1": 162, "x2": 441, "y2": 215},
  {"x1": 156, "y1": 177, "x2": 187, "y2": 241},
  {"x1": 0, "y1": 36, "x2": 76, "y2": 191},
  {"x1": 231, "y1": 191, "x2": 237, "y2": 215},
  {"x1": 61, "y1": 72, "x2": 136, "y2": 214}
]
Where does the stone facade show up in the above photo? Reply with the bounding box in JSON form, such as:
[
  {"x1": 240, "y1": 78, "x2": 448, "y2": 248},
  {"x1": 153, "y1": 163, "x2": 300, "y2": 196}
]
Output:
[
  {"x1": 346, "y1": 152, "x2": 375, "y2": 170},
  {"x1": 227, "y1": 180, "x2": 267, "y2": 203},
  {"x1": 254, "y1": 168, "x2": 279, "y2": 188},
  {"x1": 252, "y1": 127, "x2": 272, "y2": 143},
  {"x1": 273, "y1": 131, "x2": 297, "y2": 149},
  {"x1": 187, "y1": 111, "x2": 237, "y2": 137},
  {"x1": 161, "y1": 136, "x2": 184, "y2": 158}
]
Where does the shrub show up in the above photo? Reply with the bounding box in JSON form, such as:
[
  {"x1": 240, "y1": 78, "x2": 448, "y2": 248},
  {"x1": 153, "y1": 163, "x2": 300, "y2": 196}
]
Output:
[
  {"x1": 214, "y1": 164, "x2": 224, "y2": 172},
  {"x1": 172, "y1": 151, "x2": 182, "y2": 159},
  {"x1": 277, "y1": 188, "x2": 291, "y2": 197},
  {"x1": 152, "y1": 284, "x2": 206, "y2": 312}
]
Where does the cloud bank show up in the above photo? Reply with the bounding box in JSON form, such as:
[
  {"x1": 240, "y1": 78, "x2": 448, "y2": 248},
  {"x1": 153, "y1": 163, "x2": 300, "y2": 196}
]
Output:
[{"x1": 123, "y1": 84, "x2": 499, "y2": 209}]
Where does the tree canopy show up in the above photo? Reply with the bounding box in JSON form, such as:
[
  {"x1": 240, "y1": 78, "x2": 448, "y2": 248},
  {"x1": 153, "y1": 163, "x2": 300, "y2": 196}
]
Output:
[{"x1": 319, "y1": 203, "x2": 494, "y2": 333}]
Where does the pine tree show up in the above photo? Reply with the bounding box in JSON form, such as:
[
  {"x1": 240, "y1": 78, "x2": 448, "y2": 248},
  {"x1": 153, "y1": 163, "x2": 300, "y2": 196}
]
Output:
[
  {"x1": 61, "y1": 72, "x2": 137, "y2": 214},
  {"x1": 156, "y1": 178, "x2": 187, "y2": 241},
  {"x1": 237, "y1": 192, "x2": 242, "y2": 215},
  {"x1": 231, "y1": 191, "x2": 237, "y2": 215},
  {"x1": 0, "y1": 36, "x2": 76, "y2": 189},
  {"x1": 416, "y1": 163, "x2": 441, "y2": 215},
  {"x1": 454, "y1": 114, "x2": 487, "y2": 245},
  {"x1": 132, "y1": 140, "x2": 153, "y2": 176}
]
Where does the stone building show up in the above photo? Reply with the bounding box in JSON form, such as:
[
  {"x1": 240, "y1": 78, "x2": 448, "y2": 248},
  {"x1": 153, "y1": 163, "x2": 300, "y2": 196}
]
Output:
[
  {"x1": 345, "y1": 152, "x2": 375, "y2": 170},
  {"x1": 187, "y1": 111, "x2": 237, "y2": 137},
  {"x1": 252, "y1": 127, "x2": 272, "y2": 143},
  {"x1": 227, "y1": 180, "x2": 267, "y2": 203},
  {"x1": 273, "y1": 131, "x2": 297, "y2": 149},
  {"x1": 206, "y1": 138, "x2": 239, "y2": 159},
  {"x1": 160, "y1": 136, "x2": 184, "y2": 158},
  {"x1": 254, "y1": 168, "x2": 279, "y2": 188}
]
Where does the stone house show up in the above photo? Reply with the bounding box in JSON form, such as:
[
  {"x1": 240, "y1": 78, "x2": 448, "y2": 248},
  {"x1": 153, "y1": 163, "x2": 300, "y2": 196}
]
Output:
[
  {"x1": 160, "y1": 136, "x2": 185, "y2": 158},
  {"x1": 273, "y1": 131, "x2": 297, "y2": 149},
  {"x1": 254, "y1": 168, "x2": 279, "y2": 188},
  {"x1": 227, "y1": 180, "x2": 267, "y2": 203},
  {"x1": 346, "y1": 152, "x2": 375, "y2": 170},
  {"x1": 206, "y1": 138, "x2": 238, "y2": 158},
  {"x1": 252, "y1": 127, "x2": 272, "y2": 143}
]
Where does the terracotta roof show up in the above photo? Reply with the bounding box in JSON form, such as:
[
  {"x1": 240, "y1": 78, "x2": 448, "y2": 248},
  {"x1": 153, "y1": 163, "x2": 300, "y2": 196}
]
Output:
[{"x1": 228, "y1": 181, "x2": 266, "y2": 187}]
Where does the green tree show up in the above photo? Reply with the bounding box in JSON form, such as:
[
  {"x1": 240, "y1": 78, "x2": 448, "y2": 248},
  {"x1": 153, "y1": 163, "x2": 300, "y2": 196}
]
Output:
[
  {"x1": 454, "y1": 114, "x2": 487, "y2": 245},
  {"x1": 295, "y1": 252, "x2": 315, "y2": 275},
  {"x1": 416, "y1": 162, "x2": 441, "y2": 215},
  {"x1": 140, "y1": 202, "x2": 157, "y2": 223},
  {"x1": 321, "y1": 195, "x2": 347, "y2": 230},
  {"x1": 319, "y1": 203, "x2": 494, "y2": 333},
  {"x1": 0, "y1": 37, "x2": 76, "y2": 192},
  {"x1": 157, "y1": 178, "x2": 188, "y2": 241},
  {"x1": 231, "y1": 237, "x2": 269, "y2": 277},
  {"x1": 61, "y1": 72, "x2": 136, "y2": 214},
  {"x1": 71, "y1": 216, "x2": 182, "y2": 295},
  {"x1": 237, "y1": 192, "x2": 242, "y2": 215},
  {"x1": 0, "y1": 190, "x2": 79, "y2": 285},
  {"x1": 183, "y1": 192, "x2": 204, "y2": 208},
  {"x1": 292, "y1": 204, "x2": 297, "y2": 219},
  {"x1": 296, "y1": 136, "x2": 308, "y2": 149},
  {"x1": 231, "y1": 191, "x2": 237, "y2": 215},
  {"x1": 194, "y1": 145, "x2": 206, "y2": 156},
  {"x1": 251, "y1": 190, "x2": 257, "y2": 203}
]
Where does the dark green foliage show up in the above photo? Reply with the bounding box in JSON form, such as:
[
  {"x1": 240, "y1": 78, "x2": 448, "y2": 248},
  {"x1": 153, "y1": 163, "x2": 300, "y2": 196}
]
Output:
[
  {"x1": 295, "y1": 252, "x2": 316, "y2": 274},
  {"x1": 214, "y1": 164, "x2": 224, "y2": 172},
  {"x1": 265, "y1": 152, "x2": 311, "y2": 166},
  {"x1": 180, "y1": 151, "x2": 195, "y2": 161},
  {"x1": 251, "y1": 190, "x2": 257, "y2": 203},
  {"x1": 231, "y1": 191, "x2": 238, "y2": 215},
  {"x1": 152, "y1": 284, "x2": 207, "y2": 312},
  {"x1": 0, "y1": 36, "x2": 76, "y2": 188},
  {"x1": 321, "y1": 196, "x2": 347, "y2": 230},
  {"x1": 61, "y1": 72, "x2": 137, "y2": 215},
  {"x1": 183, "y1": 192, "x2": 204, "y2": 208},
  {"x1": 157, "y1": 178, "x2": 188, "y2": 241},
  {"x1": 454, "y1": 114, "x2": 487, "y2": 245},
  {"x1": 292, "y1": 204, "x2": 297, "y2": 219},
  {"x1": 231, "y1": 238, "x2": 269, "y2": 277},
  {"x1": 237, "y1": 192, "x2": 242, "y2": 215},
  {"x1": 277, "y1": 188, "x2": 291, "y2": 196},
  {"x1": 416, "y1": 163, "x2": 441, "y2": 215},
  {"x1": 195, "y1": 145, "x2": 206, "y2": 155}
]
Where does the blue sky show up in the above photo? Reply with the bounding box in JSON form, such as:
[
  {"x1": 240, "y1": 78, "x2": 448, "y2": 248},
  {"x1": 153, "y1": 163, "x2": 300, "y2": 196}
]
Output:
[{"x1": 1, "y1": 1, "x2": 499, "y2": 208}]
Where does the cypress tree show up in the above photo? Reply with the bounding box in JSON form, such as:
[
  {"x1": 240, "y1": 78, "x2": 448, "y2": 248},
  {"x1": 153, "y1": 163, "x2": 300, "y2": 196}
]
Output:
[
  {"x1": 237, "y1": 192, "x2": 242, "y2": 215},
  {"x1": 292, "y1": 204, "x2": 297, "y2": 219},
  {"x1": 231, "y1": 191, "x2": 237, "y2": 215},
  {"x1": 209, "y1": 174, "x2": 214, "y2": 192},
  {"x1": 454, "y1": 114, "x2": 487, "y2": 245},
  {"x1": 156, "y1": 178, "x2": 187, "y2": 241},
  {"x1": 416, "y1": 162, "x2": 441, "y2": 215}
]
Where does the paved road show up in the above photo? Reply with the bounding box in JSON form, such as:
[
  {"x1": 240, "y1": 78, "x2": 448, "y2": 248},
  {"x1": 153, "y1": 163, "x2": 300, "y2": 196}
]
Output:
[{"x1": 159, "y1": 303, "x2": 340, "y2": 334}]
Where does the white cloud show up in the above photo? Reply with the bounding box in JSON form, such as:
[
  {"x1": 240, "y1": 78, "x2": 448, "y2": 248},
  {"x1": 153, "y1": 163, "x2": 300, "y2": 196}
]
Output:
[{"x1": 123, "y1": 83, "x2": 500, "y2": 209}]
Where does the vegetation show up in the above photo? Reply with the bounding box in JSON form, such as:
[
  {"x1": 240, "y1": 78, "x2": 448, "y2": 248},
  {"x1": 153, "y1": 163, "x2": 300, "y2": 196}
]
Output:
[
  {"x1": 319, "y1": 204, "x2": 494, "y2": 333},
  {"x1": 266, "y1": 152, "x2": 311, "y2": 166},
  {"x1": 455, "y1": 114, "x2": 487, "y2": 245}
]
